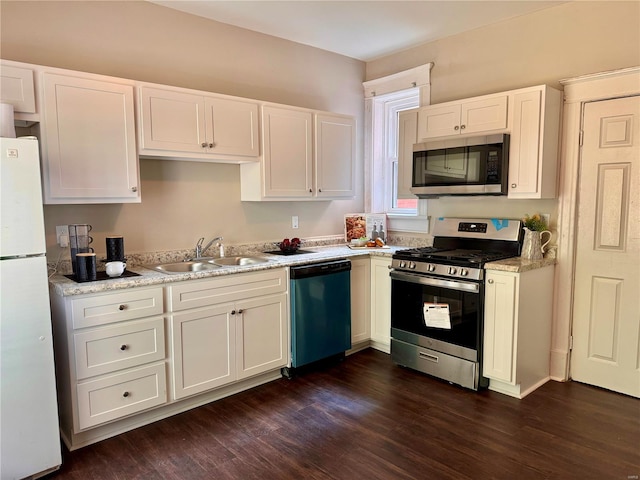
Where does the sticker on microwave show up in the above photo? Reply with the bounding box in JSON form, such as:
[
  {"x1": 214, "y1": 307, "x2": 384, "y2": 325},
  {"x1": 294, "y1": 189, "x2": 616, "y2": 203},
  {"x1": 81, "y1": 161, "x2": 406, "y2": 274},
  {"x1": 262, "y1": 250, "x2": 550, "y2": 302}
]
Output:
[{"x1": 423, "y1": 303, "x2": 451, "y2": 329}]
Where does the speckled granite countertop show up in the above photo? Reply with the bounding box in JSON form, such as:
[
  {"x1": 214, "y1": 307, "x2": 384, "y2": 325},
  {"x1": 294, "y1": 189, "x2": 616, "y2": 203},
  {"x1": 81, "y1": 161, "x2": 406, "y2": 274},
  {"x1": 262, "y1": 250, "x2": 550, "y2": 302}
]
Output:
[
  {"x1": 485, "y1": 256, "x2": 556, "y2": 273},
  {"x1": 49, "y1": 245, "x2": 402, "y2": 297}
]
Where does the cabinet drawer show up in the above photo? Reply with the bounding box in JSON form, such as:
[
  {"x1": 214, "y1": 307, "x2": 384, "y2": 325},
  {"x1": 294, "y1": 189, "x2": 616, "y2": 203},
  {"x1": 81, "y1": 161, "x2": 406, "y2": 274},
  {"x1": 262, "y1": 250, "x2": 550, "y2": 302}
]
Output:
[
  {"x1": 71, "y1": 287, "x2": 164, "y2": 329},
  {"x1": 76, "y1": 362, "x2": 167, "y2": 430},
  {"x1": 74, "y1": 316, "x2": 165, "y2": 380},
  {"x1": 167, "y1": 268, "x2": 287, "y2": 311}
]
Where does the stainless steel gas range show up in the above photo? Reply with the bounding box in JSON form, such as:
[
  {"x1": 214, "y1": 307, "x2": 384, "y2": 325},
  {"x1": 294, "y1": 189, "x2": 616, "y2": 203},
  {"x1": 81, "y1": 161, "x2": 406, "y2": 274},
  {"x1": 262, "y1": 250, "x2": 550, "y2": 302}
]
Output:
[{"x1": 390, "y1": 217, "x2": 523, "y2": 390}]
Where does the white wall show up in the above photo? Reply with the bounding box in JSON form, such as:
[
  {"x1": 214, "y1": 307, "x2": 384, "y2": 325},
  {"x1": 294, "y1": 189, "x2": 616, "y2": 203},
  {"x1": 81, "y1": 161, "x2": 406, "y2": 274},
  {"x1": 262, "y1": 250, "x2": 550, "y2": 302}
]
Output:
[
  {"x1": 368, "y1": 0, "x2": 640, "y2": 230},
  {"x1": 0, "y1": 0, "x2": 366, "y2": 256}
]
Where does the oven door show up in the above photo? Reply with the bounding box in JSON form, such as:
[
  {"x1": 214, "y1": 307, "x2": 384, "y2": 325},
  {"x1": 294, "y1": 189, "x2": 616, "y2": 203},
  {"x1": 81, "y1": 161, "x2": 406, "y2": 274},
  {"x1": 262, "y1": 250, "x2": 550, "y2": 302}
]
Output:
[{"x1": 390, "y1": 270, "x2": 483, "y2": 362}]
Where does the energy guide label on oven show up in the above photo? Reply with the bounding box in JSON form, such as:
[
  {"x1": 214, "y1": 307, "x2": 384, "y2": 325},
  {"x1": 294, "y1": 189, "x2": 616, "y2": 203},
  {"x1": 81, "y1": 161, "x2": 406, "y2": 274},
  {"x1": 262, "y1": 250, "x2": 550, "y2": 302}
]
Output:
[{"x1": 423, "y1": 303, "x2": 452, "y2": 329}]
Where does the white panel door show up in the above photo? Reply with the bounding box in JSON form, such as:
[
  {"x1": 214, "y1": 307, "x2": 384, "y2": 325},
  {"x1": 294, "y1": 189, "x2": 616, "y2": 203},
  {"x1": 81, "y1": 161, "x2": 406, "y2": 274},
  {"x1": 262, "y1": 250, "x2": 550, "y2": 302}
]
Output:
[
  {"x1": 508, "y1": 90, "x2": 542, "y2": 196},
  {"x1": 262, "y1": 106, "x2": 313, "y2": 197},
  {"x1": 205, "y1": 97, "x2": 259, "y2": 157},
  {"x1": 42, "y1": 73, "x2": 139, "y2": 202},
  {"x1": 235, "y1": 293, "x2": 288, "y2": 380},
  {"x1": 170, "y1": 303, "x2": 236, "y2": 400},
  {"x1": 571, "y1": 95, "x2": 640, "y2": 398},
  {"x1": 315, "y1": 113, "x2": 355, "y2": 198},
  {"x1": 139, "y1": 87, "x2": 206, "y2": 153}
]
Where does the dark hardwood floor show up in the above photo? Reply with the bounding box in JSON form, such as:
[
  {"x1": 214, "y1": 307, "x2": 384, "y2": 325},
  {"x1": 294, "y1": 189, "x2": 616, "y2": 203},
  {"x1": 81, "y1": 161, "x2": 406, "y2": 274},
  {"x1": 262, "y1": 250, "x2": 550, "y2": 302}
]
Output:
[{"x1": 48, "y1": 349, "x2": 639, "y2": 480}]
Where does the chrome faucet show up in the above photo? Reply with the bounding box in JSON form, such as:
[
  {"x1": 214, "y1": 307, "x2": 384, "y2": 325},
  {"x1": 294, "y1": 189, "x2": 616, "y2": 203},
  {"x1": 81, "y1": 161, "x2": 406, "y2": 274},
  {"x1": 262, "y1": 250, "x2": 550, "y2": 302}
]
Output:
[{"x1": 193, "y1": 236, "x2": 224, "y2": 260}]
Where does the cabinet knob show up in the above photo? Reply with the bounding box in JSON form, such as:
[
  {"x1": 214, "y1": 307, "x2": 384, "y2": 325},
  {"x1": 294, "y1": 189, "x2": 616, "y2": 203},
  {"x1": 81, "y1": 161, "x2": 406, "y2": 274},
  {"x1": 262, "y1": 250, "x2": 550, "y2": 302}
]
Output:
[
  {"x1": 488, "y1": 279, "x2": 494, "y2": 284},
  {"x1": 460, "y1": 124, "x2": 466, "y2": 130},
  {"x1": 201, "y1": 142, "x2": 207, "y2": 148},
  {"x1": 123, "y1": 391, "x2": 130, "y2": 398},
  {"x1": 118, "y1": 304, "x2": 126, "y2": 311},
  {"x1": 120, "y1": 344, "x2": 128, "y2": 351},
  {"x1": 237, "y1": 309, "x2": 244, "y2": 314},
  {"x1": 318, "y1": 189, "x2": 322, "y2": 193},
  {"x1": 309, "y1": 189, "x2": 312, "y2": 193},
  {"x1": 131, "y1": 186, "x2": 138, "y2": 192},
  {"x1": 511, "y1": 183, "x2": 517, "y2": 188},
  {"x1": 454, "y1": 125, "x2": 460, "y2": 131},
  {"x1": 231, "y1": 310, "x2": 236, "y2": 315},
  {"x1": 209, "y1": 142, "x2": 215, "y2": 148}
]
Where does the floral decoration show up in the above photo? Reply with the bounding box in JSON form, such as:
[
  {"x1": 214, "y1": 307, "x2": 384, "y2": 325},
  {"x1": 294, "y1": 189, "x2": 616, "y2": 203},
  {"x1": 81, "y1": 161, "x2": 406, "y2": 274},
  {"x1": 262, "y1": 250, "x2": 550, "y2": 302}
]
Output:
[{"x1": 522, "y1": 213, "x2": 548, "y2": 232}]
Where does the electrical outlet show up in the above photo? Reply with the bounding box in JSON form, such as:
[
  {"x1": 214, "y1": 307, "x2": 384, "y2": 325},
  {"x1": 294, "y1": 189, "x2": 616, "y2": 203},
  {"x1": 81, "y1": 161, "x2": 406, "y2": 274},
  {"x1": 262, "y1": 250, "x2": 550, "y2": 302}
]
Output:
[
  {"x1": 56, "y1": 225, "x2": 69, "y2": 247},
  {"x1": 292, "y1": 216, "x2": 299, "y2": 229}
]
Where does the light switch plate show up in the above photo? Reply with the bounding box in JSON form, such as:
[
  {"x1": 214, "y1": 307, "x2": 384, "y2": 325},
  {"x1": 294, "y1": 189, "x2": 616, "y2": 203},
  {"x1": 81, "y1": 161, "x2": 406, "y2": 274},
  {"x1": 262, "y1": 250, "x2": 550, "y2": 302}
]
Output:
[
  {"x1": 56, "y1": 225, "x2": 69, "y2": 247},
  {"x1": 292, "y1": 216, "x2": 299, "y2": 229}
]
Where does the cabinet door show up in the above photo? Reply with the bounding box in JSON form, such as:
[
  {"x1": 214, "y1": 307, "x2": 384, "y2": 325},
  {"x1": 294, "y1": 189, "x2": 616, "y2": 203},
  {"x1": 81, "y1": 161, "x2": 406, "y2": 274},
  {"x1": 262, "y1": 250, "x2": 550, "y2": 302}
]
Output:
[
  {"x1": 139, "y1": 87, "x2": 206, "y2": 154},
  {"x1": 0, "y1": 64, "x2": 36, "y2": 113},
  {"x1": 42, "y1": 73, "x2": 139, "y2": 203},
  {"x1": 417, "y1": 103, "x2": 461, "y2": 139},
  {"x1": 315, "y1": 113, "x2": 355, "y2": 198},
  {"x1": 170, "y1": 303, "x2": 236, "y2": 400},
  {"x1": 397, "y1": 109, "x2": 418, "y2": 199},
  {"x1": 350, "y1": 257, "x2": 371, "y2": 344},
  {"x1": 508, "y1": 90, "x2": 543, "y2": 197},
  {"x1": 370, "y1": 257, "x2": 392, "y2": 352},
  {"x1": 461, "y1": 95, "x2": 508, "y2": 134},
  {"x1": 262, "y1": 106, "x2": 313, "y2": 197},
  {"x1": 205, "y1": 97, "x2": 259, "y2": 157},
  {"x1": 483, "y1": 271, "x2": 517, "y2": 384},
  {"x1": 235, "y1": 293, "x2": 288, "y2": 380}
]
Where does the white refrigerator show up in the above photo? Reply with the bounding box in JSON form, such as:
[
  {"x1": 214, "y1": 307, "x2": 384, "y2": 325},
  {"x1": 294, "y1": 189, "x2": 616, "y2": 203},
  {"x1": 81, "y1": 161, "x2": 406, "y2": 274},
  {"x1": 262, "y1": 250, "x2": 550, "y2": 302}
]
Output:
[{"x1": 0, "y1": 137, "x2": 62, "y2": 478}]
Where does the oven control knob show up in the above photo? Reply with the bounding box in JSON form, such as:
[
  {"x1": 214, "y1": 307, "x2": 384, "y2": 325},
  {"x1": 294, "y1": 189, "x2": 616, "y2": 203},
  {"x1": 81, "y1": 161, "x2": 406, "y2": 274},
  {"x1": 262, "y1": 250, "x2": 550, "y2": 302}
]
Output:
[
  {"x1": 399, "y1": 261, "x2": 406, "y2": 268},
  {"x1": 427, "y1": 264, "x2": 436, "y2": 272},
  {"x1": 409, "y1": 262, "x2": 416, "y2": 269},
  {"x1": 460, "y1": 269, "x2": 468, "y2": 277},
  {"x1": 448, "y1": 267, "x2": 457, "y2": 275}
]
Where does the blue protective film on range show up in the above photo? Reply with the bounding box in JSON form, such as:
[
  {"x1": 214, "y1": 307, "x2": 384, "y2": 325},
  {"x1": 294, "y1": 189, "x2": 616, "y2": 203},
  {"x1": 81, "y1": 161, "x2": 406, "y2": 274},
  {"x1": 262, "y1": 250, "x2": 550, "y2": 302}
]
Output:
[{"x1": 491, "y1": 218, "x2": 509, "y2": 231}]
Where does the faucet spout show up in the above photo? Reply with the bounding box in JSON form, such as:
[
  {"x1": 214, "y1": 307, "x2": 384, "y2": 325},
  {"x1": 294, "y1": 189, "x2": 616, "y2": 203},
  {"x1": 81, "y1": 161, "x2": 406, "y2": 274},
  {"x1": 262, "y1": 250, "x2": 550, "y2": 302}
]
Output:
[{"x1": 194, "y1": 236, "x2": 223, "y2": 259}]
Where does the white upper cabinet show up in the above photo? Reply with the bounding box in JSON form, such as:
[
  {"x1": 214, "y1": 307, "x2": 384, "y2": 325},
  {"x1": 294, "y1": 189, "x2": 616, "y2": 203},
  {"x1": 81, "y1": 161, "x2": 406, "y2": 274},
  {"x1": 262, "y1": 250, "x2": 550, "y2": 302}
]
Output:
[
  {"x1": 261, "y1": 105, "x2": 314, "y2": 198},
  {"x1": 41, "y1": 72, "x2": 140, "y2": 204},
  {"x1": 417, "y1": 95, "x2": 508, "y2": 140},
  {"x1": 0, "y1": 63, "x2": 36, "y2": 115},
  {"x1": 241, "y1": 105, "x2": 356, "y2": 201},
  {"x1": 507, "y1": 85, "x2": 562, "y2": 199},
  {"x1": 138, "y1": 86, "x2": 259, "y2": 162},
  {"x1": 315, "y1": 113, "x2": 356, "y2": 198}
]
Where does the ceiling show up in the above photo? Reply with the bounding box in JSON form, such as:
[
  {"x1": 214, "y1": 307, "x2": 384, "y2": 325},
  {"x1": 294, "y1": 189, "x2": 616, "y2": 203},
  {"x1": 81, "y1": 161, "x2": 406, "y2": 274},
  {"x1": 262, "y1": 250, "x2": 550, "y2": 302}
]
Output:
[{"x1": 149, "y1": 1, "x2": 566, "y2": 61}]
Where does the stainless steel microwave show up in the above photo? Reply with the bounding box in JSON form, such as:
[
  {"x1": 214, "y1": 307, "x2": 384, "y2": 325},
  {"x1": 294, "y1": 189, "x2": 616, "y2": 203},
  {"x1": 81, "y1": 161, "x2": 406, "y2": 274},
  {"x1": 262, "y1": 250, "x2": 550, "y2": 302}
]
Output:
[{"x1": 411, "y1": 134, "x2": 509, "y2": 198}]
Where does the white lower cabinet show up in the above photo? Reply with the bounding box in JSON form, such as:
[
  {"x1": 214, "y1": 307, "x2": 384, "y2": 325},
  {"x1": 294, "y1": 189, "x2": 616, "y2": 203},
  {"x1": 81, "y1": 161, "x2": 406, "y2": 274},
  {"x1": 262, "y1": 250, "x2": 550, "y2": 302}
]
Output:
[
  {"x1": 370, "y1": 257, "x2": 392, "y2": 353},
  {"x1": 50, "y1": 286, "x2": 167, "y2": 441},
  {"x1": 170, "y1": 302, "x2": 236, "y2": 400},
  {"x1": 350, "y1": 257, "x2": 371, "y2": 347},
  {"x1": 51, "y1": 269, "x2": 289, "y2": 450},
  {"x1": 167, "y1": 269, "x2": 288, "y2": 400},
  {"x1": 483, "y1": 265, "x2": 555, "y2": 398}
]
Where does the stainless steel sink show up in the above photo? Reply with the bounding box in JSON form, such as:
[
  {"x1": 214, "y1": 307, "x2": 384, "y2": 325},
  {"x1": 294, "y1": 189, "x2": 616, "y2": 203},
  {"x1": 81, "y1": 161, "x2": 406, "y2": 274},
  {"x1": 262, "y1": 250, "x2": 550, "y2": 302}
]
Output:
[
  {"x1": 212, "y1": 256, "x2": 269, "y2": 266},
  {"x1": 151, "y1": 261, "x2": 221, "y2": 274}
]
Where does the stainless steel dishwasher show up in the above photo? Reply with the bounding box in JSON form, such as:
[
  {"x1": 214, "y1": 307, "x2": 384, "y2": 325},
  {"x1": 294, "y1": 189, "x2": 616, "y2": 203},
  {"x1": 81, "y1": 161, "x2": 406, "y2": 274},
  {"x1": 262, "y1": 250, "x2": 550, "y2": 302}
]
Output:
[{"x1": 283, "y1": 259, "x2": 351, "y2": 377}]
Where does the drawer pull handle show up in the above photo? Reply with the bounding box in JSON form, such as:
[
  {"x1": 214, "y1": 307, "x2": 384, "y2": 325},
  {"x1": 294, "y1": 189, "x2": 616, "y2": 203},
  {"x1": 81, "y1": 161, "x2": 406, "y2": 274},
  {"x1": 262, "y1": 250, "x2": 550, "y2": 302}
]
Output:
[
  {"x1": 123, "y1": 391, "x2": 130, "y2": 398},
  {"x1": 511, "y1": 183, "x2": 517, "y2": 188},
  {"x1": 419, "y1": 352, "x2": 439, "y2": 363},
  {"x1": 118, "y1": 305, "x2": 126, "y2": 311},
  {"x1": 120, "y1": 344, "x2": 128, "y2": 351},
  {"x1": 488, "y1": 279, "x2": 494, "y2": 284}
]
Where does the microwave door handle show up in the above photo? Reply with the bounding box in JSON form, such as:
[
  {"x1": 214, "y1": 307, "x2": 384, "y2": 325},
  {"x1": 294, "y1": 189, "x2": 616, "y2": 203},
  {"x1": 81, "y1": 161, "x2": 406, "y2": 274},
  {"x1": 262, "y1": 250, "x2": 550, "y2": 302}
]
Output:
[{"x1": 390, "y1": 271, "x2": 480, "y2": 293}]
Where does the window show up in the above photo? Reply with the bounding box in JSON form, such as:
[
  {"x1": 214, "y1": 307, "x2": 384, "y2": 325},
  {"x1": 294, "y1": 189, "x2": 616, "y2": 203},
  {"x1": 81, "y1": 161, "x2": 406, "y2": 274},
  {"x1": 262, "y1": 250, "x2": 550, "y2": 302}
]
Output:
[{"x1": 363, "y1": 63, "x2": 432, "y2": 232}]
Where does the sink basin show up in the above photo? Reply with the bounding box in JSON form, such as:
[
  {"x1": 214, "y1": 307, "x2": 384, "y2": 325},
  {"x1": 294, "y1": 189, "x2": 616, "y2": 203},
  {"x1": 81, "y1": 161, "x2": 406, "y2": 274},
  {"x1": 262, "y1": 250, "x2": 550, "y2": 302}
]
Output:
[
  {"x1": 212, "y1": 256, "x2": 269, "y2": 266},
  {"x1": 151, "y1": 261, "x2": 221, "y2": 274}
]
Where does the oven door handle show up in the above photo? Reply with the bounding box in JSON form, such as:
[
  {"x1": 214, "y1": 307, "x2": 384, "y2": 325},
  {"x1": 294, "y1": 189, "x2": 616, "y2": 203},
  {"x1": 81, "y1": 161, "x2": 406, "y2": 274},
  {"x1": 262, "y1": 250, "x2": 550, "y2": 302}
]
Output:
[{"x1": 390, "y1": 271, "x2": 480, "y2": 293}]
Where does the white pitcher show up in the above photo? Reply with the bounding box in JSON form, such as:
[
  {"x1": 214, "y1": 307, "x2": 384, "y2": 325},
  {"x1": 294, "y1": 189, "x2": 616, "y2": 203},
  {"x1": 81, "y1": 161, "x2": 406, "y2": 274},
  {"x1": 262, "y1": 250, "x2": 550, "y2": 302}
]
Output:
[{"x1": 521, "y1": 227, "x2": 551, "y2": 260}]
